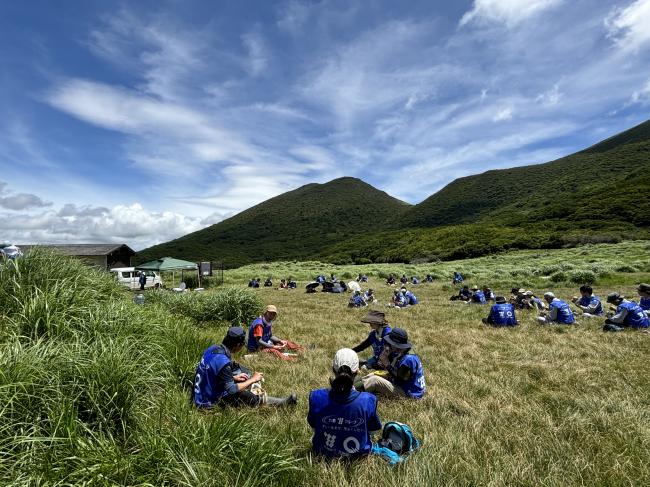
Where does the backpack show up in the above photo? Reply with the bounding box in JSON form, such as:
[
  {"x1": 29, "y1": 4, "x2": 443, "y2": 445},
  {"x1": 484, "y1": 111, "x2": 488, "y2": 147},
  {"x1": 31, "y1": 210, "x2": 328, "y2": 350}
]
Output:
[{"x1": 371, "y1": 422, "x2": 420, "y2": 465}]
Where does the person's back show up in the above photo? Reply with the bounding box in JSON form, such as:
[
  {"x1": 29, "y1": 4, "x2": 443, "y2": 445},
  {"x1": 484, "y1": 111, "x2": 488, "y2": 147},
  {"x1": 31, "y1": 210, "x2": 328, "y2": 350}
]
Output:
[
  {"x1": 471, "y1": 290, "x2": 486, "y2": 304},
  {"x1": 405, "y1": 291, "x2": 418, "y2": 305},
  {"x1": 618, "y1": 300, "x2": 649, "y2": 328},
  {"x1": 193, "y1": 344, "x2": 231, "y2": 407},
  {"x1": 488, "y1": 303, "x2": 518, "y2": 326},
  {"x1": 392, "y1": 353, "x2": 426, "y2": 399},
  {"x1": 308, "y1": 349, "x2": 381, "y2": 458},
  {"x1": 549, "y1": 298, "x2": 575, "y2": 324}
]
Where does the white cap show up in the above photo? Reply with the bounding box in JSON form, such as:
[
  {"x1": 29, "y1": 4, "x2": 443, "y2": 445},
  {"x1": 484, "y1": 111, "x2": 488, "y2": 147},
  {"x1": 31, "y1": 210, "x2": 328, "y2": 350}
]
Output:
[
  {"x1": 544, "y1": 291, "x2": 555, "y2": 300},
  {"x1": 332, "y1": 348, "x2": 359, "y2": 374}
]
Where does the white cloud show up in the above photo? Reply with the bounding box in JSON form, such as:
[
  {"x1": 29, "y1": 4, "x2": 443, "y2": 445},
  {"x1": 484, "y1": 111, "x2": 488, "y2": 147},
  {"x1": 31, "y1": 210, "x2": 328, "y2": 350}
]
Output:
[
  {"x1": 460, "y1": 0, "x2": 564, "y2": 27},
  {"x1": 536, "y1": 83, "x2": 562, "y2": 105},
  {"x1": 606, "y1": 0, "x2": 650, "y2": 51},
  {"x1": 2, "y1": 202, "x2": 206, "y2": 250},
  {"x1": 631, "y1": 79, "x2": 650, "y2": 105},
  {"x1": 0, "y1": 181, "x2": 52, "y2": 210},
  {"x1": 493, "y1": 107, "x2": 514, "y2": 122},
  {"x1": 277, "y1": 1, "x2": 310, "y2": 33}
]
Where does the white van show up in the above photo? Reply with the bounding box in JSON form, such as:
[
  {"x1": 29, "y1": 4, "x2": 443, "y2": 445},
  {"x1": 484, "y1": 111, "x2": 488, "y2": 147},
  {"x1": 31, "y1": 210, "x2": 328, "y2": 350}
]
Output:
[{"x1": 110, "y1": 267, "x2": 163, "y2": 290}]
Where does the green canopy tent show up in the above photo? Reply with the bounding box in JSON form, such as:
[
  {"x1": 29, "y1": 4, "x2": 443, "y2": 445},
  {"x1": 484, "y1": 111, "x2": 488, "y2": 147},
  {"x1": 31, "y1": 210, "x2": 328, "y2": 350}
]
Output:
[{"x1": 135, "y1": 257, "x2": 199, "y2": 289}]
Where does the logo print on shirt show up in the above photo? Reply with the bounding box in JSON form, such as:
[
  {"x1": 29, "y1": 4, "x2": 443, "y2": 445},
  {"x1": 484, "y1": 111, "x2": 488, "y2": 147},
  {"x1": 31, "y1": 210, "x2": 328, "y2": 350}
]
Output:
[{"x1": 324, "y1": 433, "x2": 336, "y2": 448}]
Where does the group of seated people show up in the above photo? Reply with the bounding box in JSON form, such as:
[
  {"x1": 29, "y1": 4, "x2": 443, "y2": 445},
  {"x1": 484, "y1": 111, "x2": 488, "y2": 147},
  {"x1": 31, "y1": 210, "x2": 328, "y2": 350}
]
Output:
[
  {"x1": 386, "y1": 274, "x2": 426, "y2": 286},
  {"x1": 450, "y1": 285, "x2": 495, "y2": 303},
  {"x1": 248, "y1": 277, "x2": 297, "y2": 289},
  {"x1": 348, "y1": 289, "x2": 378, "y2": 307},
  {"x1": 388, "y1": 287, "x2": 419, "y2": 308},
  {"x1": 481, "y1": 284, "x2": 649, "y2": 330},
  {"x1": 193, "y1": 306, "x2": 425, "y2": 460}
]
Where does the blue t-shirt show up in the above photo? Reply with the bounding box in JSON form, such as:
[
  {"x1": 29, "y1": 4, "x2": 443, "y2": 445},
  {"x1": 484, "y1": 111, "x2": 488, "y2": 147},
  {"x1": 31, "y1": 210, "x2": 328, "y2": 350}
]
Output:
[
  {"x1": 349, "y1": 295, "x2": 365, "y2": 307},
  {"x1": 488, "y1": 303, "x2": 518, "y2": 326},
  {"x1": 247, "y1": 317, "x2": 273, "y2": 352},
  {"x1": 369, "y1": 325, "x2": 392, "y2": 359},
  {"x1": 578, "y1": 295, "x2": 603, "y2": 315},
  {"x1": 550, "y1": 299, "x2": 575, "y2": 324},
  {"x1": 391, "y1": 354, "x2": 426, "y2": 399},
  {"x1": 405, "y1": 291, "x2": 418, "y2": 305},
  {"x1": 308, "y1": 388, "x2": 381, "y2": 458},
  {"x1": 471, "y1": 291, "x2": 486, "y2": 304},
  {"x1": 193, "y1": 345, "x2": 232, "y2": 407},
  {"x1": 640, "y1": 297, "x2": 650, "y2": 312},
  {"x1": 618, "y1": 301, "x2": 649, "y2": 328}
]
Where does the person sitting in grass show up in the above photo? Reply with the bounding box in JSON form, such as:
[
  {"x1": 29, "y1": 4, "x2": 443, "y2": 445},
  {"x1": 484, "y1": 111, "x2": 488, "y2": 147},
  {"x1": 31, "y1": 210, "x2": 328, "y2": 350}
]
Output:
[
  {"x1": 193, "y1": 326, "x2": 297, "y2": 408},
  {"x1": 308, "y1": 348, "x2": 381, "y2": 458},
  {"x1": 603, "y1": 292, "x2": 649, "y2": 331},
  {"x1": 522, "y1": 291, "x2": 545, "y2": 310},
  {"x1": 452, "y1": 271, "x2": 463, "y2": 285},
  {"x1": 571, "y1": 285, "x2": 604, "y2": 318},
  {"x1": 482, "y1": 296, "x2": 518, "y2": 327},
  {"x1": 363, "y1": 288, "x2": 377, "y2": 304},
  {"x1": 358, "y1": 328, "x2": 426, "y2": 399},
  {"x1": 637, "y1": 283, "x2": 650, "y2": 315},
  {"x1": 470, "y1": 286, "x2": 486, "y2": 304},
  {"x1": 389, "y1": 289, "x2": 408, "y2": 308},
  {"x1": 352, "y1": 311, "x2": 392, "y2": 369},
  {"x1": 450, "y1": 285, "x2": 471, "y2": 302},
  {"x1": 316, "y1": 274, "x2": 326, "y2": 284},
  {"x1": 400, "y1": 274, "x2": 408, "y2": 284},
  {"x1": 386, "y1": 274, "x2": 396, "y2": 286},
  {"x1": 537, "y1": 292, "x2": 575, "y2": 324},
  {"x1": 411, "y1": 276, "x2": 420, "y2": 285},
  {"x1": 288, "y1": 278, "x2": 297, "y2": 289},
  {"x1": 278, "y1": 279, "x2": 288, "y2": 289},
  {"x1": 264, "y1": 277, "x2": 273, "y2": 287},
  {"x1": 357, "y1": 273, "x2": 368, "y2": 283},
  {"x1": 348, "y1": 291, "x2": 367, "y2": 308},
  {"x1": 403, "y1": 288, "x2": 419, "y2": 305},
  {"x1": 247, "y1": 305, "x2": 303, "y2": 359},
  {"x1": 482, "y1": 286, "x2": 495, "y2": 302},
  {"x1": 425, "y1": 274, "x2": 434, "y2": 282}
]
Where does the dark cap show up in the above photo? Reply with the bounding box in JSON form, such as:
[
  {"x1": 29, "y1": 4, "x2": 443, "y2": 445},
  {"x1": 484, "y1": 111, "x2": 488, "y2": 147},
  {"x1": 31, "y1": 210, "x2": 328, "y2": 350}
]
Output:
[
  {"x1": 495, "y1": 296, "x2": 506, "y2": 304},
  {"x1": 224, "y1": 326, "x2": 246, "y2": 344},
  {"x1": 638, "y1": 283, "x2": 650, "y2": 293},
  {"x1": 606, "y1": 292, "x2": 622, "y2": 304},
  {"x1": 384, "y1": 328, "x2": 412, "y2": 349},
  {"x1": 361, "y1": 310, "x2": 387, "y2": 325}
]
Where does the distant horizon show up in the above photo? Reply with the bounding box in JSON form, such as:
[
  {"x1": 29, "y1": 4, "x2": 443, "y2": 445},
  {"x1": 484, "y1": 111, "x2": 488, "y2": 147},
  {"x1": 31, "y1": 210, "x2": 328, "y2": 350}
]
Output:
[{"x1": 2, "y1": 0, "x2": 650, "y2": 249}]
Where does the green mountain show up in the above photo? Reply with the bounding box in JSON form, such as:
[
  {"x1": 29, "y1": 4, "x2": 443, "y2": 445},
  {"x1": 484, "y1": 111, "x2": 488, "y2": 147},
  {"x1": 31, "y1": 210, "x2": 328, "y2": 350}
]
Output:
[
  {"x1": 139, "y1": 120, "x2": 650, "y2": 266},
  {"x1": 323, "y1": 120, "x2": 650, "y2": 263},
  {"x1": 136, "y1": 177, "x2": 410, "y2": 267},
  {"x1": 400, "y1": 119, "x2": 650, "y2": 229}
]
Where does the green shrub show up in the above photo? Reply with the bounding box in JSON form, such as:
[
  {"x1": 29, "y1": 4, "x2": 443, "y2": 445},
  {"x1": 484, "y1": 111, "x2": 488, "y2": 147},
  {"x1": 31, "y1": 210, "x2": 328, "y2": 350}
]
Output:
[
  {"x1": 568, "y1": 270, "x2": 597, "y2": 284},
  {"x1": 615, "y1": 264, "x2": 638, "y2": 273},
  {"x1": 550, "y1": 271, "x2": 567, "y2": 283}
]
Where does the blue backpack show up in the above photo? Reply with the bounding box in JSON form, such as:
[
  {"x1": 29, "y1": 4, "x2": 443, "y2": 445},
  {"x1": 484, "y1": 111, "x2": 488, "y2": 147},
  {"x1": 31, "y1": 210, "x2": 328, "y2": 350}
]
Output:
[{"x1": 371, "y1": 422, "x2": 420, "y2": 465}]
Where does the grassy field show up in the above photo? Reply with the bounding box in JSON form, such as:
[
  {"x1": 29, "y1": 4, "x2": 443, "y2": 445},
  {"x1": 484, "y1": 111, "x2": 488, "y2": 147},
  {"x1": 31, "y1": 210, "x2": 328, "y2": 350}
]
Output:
[{"x1": 2, "y1": 242, "x2": 650, "y2": 485}]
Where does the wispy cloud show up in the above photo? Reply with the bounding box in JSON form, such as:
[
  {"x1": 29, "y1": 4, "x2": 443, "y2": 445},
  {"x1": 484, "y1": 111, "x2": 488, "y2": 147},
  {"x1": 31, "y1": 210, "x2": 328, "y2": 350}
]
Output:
[
  {"x1": 460, "y1": 0, "x2": 564, "y2": 27},
  {"x1": 605, "y1": 0, "x2": 650, "y2": 52}
]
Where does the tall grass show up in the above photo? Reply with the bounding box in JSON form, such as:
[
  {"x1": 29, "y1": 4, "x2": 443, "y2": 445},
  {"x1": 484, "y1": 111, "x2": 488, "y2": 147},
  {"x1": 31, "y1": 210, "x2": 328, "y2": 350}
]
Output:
[{"x1": 0, "y1": 250, "x2": 300, "y2": 486}]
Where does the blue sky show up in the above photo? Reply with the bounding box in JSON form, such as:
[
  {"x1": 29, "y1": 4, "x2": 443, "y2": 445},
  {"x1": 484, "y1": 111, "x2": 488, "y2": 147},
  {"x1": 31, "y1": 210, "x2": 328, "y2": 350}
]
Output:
[{"x1": 1, "y1": 0, "x2": 649, "y2": 250}]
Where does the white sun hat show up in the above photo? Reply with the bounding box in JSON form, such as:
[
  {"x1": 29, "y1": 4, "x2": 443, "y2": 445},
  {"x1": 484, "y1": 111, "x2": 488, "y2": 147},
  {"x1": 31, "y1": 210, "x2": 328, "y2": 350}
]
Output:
[{"x1": 332, "y1": 348, "x2": 359, "y2": 374}]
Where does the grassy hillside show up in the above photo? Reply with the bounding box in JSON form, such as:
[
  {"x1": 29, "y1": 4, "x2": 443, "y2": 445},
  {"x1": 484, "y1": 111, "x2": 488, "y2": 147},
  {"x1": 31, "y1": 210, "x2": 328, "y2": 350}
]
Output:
[
  {"x1": 400, "y1": 119, "x2": 650, "y2": 229},
  {"x1": 137, "y1": 177, "x2": 410, "y2": 267}
]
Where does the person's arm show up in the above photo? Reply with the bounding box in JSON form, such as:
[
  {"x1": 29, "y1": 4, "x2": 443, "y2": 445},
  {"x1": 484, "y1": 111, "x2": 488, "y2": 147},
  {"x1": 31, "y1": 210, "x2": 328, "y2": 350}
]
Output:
[
  {"x1": 584, "y1": 300, "x2": 601, "y2": 314},
  {"x1": 307, "y1": 392, "x2": 316, "y2": 428},
  {"x1": 352, "y1": 334, "x2": 373, "y2": 353},
  {"x1": 257, "y1": 338, "x2": 275, "y2": 349},
  {"x1": 608, "y1": 307, "x2": 628, "y2": 324},
  {"x1": 367, "y1": 398, "x2": 382, "y2": 432},
  {"x1": 216, "y1": 363, "x2": 239, "y2": 396},
  {"x1": 548, "y1": 305, "x2": 558, "y2": 321}
]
